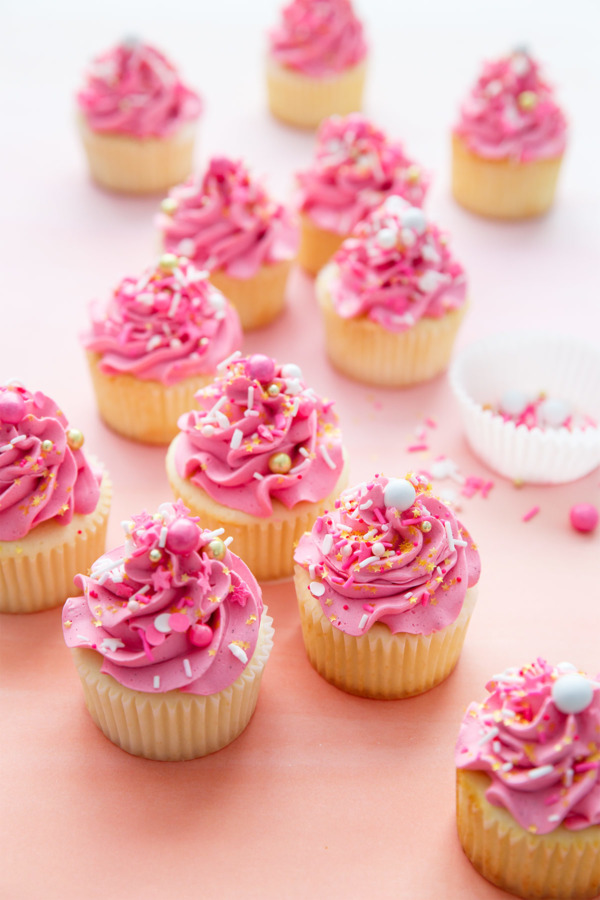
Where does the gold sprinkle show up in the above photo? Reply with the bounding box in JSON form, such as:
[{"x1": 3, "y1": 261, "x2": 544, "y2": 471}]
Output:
[
  {"x1": 92, "y1": 619, "x2": 102, "y2": 628},
  {"x1": 246, "y1": 615, "x2": 257, "y2": 625},
  {"x1": 64, "y1": 620, "x2": 72, "y2": 628}
]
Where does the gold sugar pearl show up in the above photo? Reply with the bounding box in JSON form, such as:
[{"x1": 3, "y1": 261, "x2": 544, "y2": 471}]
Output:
[
  {"x1": 41, "y1": 439, "x2": 53, "y2": 452},
  {"x1": 267, "y1": 383, "x2": 281, "y2": 397},
  {"x1": 149, "y1": 549, "x2": 162, "y2": 563},
  {"x1": 206, "y1": 538, "x2": 226, "y2": 560},
  {"x1": 160, "y1": 197, "x2": 178, "y2": 215},
  {"x1": 66, "y1": 428, "x2": 84, "y2": 450},
  {"x1": 159, "y1": 253, "x2": 179, "y2": 272},
  {"x1": 518, "y1": 91, "x2": 538, "y2": 111},
  {"x1": 406, "y1": 164, "x2": 421, "y2": 184},
  {"x1": 268, "y1": 452, "x2": 292, "y2": 475},
  {"x1": 420, "y1": 521, "x2": 432, "y2": 533}
]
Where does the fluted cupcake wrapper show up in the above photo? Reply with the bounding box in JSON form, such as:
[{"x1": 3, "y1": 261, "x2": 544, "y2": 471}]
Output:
[
  {"x1": 294, "y1": 565, "x2": 477, "y2": 699},
  {"x1": 266, "y1": 57, "x2": 366, "y2": 130},
  {"x1": 456, "y1": 769, "x2": 600, "y2": 899},
  {"x1": 69, "y1": 611, "x2": 274, "y2": 761},
  {"x1": 209, "y1": 259, "x2": 292, "y2": 331},
  {"x1": 297, "y1": 213, "x2": 346, "y2": 277}
]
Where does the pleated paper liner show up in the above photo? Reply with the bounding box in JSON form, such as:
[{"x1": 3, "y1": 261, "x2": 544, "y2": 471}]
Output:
[
  {"x1": 297, "y1": 213, "x2": 346, "y2": 277},
  {"x1": 266, "y1": 57, "x2": 366, "y2": 130},
  {"x1": 209, "y1": 259, "x2": 292, "y2": 331},
  {"x1": 451, "y1": 134, "x2": 563, "y2": 219},
  {"x1": 166, "y1": 437, "x2": 349, "y2": 581},
  {"x1": 69, "y1": 610, "x2": 274, "y2": 761},
  {"x1": 317, "y1": 263, "x2": 467, "y2": 387},
  {"x1": 449, "y1": 332, "x2": 600, "y2": 484},
  {"x1": 457, "y1": 769, "x2": 600, "y2": 899},
  {"x1": 294, "y1": 565, "x2": 477, "y2": 699},
  {"x1": 77, "y1": 116, "x2": 198, "y2": 195},
  {"x1": 0, "y1": 468, "x2": 111, "y2": 613}
]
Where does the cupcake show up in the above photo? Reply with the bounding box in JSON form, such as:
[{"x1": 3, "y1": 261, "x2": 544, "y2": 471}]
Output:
[
  {"x1": 294, "y1": 474, "x2": 481, "y2": 698},
  {"x1": 316, "y1": 196, "x2": 468, "y2": 386},
  {"x1": 456, "y1": 660, "x2": 600, "y2": 899},
  {"x1": 452, "y1": 48, "x2": 567, "y2": 218},
  {"x1": 0, "y1": 382, "x2": 111, "y2": 614},
  {"x1": 266, "y1": 0, "x2": 367, "y2": 130},
  {"x1": 62, "y1": 501, "x2": 274, "y2": 760},
  {"x1": 82, "y1": 254, "x2": 242, "y2": 445},
  {"x1": 166, "y1": 353, "x2": 348, "y2": 581},
  {"x1": 297, "y1": 113, "x2": 429, "y2": 275},
  {"x1": 77, "y1": 38, "x2": 202, "y2": 194},
  {"x1": 157, "y1": 157, "x2": 298, "y2": 331}
]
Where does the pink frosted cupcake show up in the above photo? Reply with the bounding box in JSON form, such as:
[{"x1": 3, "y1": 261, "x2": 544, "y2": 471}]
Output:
[
  {"x1": 452, "y1": 48, "x2": 567, "y2": 218},
  {"x1": 62, "y1": 500, "x2": 274, "y2": 760},
  {"x1": 297, "y1": 113, "x2": 429, "y2": 274},
  {"x1": 266, "y1": 0, "x2": 367, "y2": 129},
  {"x1": 77, "y1": 38, "x2": 202, "y2": 194},
  {"x1": 166, "y1": 353, "x2": 348, "y2": 581},
  {"x1": 82, "y1": 254, "x2": 242, "y2": 445},
  {"x1": 0, "y1": 382, "x2": 111, "y2": 613},
  {"x1": 294, "y1": 474, "x2": 481, "y2": 698},
  {"x1": 316, "y1": 196, "x2": 468, "y2": 386}
]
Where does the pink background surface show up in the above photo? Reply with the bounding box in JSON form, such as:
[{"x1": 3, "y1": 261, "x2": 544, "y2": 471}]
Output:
[{"x1": 2, "y1": 2, "x2": 600, "y2": 897}]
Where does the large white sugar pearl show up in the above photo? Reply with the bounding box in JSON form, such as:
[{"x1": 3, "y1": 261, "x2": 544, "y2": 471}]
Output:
[
  {"x1": 281, "y1": 363, "x2": 303, "y2": 380},
  {"x1": 500, "y1": 389, "x2": 529, "y2": 418},
  {"x1": 551, "y1": 673, "x2": 594, "y2": 714},
  {"x1": 400, "y1": 207, "x2": 427, "y2": 234},
  {"x1": 383, "y1": 195, "x2": 407, "y2": 215},
  {"x1": 376, "y1": 227, "x2": 397, "y2": 249},
  {"x1": 539, "y1": 398, "x2": 571, "y2": 428},
  {"x1": 384, "y1": 478, "x2": 416, "y2": 512}
]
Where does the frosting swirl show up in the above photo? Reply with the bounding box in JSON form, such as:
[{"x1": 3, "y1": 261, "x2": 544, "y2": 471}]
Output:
[
  {"x1": 269, "y1": 0, "x2": 367, "y2": 77},
  {"x1": 62, "y1": 501, "x2": 263, "y2": 696},
  {"x1": 454, "y1": 48, "x2": 567, "y2": 162},
  {"x1": 294, "y1": 474, "x2": 480, "y2": 635},
  {"x1": 297, "y1": 114, "x2": 429, "y2": 236},
  {"x1": 77, "y1": 39, "x2": 202, "y2": 138},
  {"x1": 81, "y1": 255, "x2": 242, "y2": 386},
  {"x1": 0, "y1": 384, "x2": 101, "y2": 541},
  {"x1": 157, "y1": 157, "x2": 298, "y2": 280},
  {"x1": 174, "y1": 354, "x2": 344, "y2": 517},
  {"x1": 456, "y1": 660, "x2": 600, "y2": 834}
]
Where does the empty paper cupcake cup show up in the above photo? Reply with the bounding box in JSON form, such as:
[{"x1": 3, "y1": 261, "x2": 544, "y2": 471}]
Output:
[{"x1": 449, "y1": 332, "x2": 600, "y2": 484}]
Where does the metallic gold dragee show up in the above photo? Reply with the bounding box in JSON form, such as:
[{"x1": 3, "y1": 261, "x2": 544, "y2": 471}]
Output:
[
  {"x1": 66, "y1": 428, "x2": 84, "y2": 450},
  {"x1": 268, "y1": 452, "x2": 292, "y2": 474},
  {"x1": 206, "y1": 538, "x2": 226, "y2": 560},
  {"x1": 149, "y1": 549, "x2": 162, "y2": 563}
]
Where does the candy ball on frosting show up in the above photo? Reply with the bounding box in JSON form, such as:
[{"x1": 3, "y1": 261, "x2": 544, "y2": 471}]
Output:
[
  {"x1": 247, "y1": 354, "x2": 276, "y2": 383},
  {"x1": 551, "y1": 672, "x2": 594, "y2": 714},
  {"x1": 166, "y1": 517, "x2": 201, "y2": 554},
  {"x1": 383, "y1": 478, "x2": 416, "y2": 511},
  {"x1": 569, "y1": 503, "x2": 599, "y2": 534},
  {"x1": 0, "y1": 390, "x2": 26, "y2": 424}
]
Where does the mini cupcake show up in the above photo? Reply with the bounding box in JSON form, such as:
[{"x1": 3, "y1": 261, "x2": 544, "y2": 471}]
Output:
[
  {"x1": 0, "y1": 383, "x2": 111, "y2": 614},
  {"x1": 294, "y1": 474, "x2": 480, "y2": 698},
  {"x1": 456, "y1": 660, "x2": 600, "y2": 899},
  {"x1": 166, "y1": 353, "x2": 348, "y2": 581},
  {"x1": 316, "y1": 196, "x2": 468, "y2": 386},
  {"x1": 62, "y1": 501, "x2": 274, "y2": 760},
  {"x1": 157, "y1": 157, "x2": 298, "y2": 331},
  {"x1": 77, "y1": 38, "x2": 202, "y2": 194},
  {"x1": 297, "y1": 113, "x2": 429, "y2": 275},
  {"x1": 452, "y1": 48, "x2": 567, "y2": 218},
  {"x1": 82, "y1": 254, "x2": 242, "y2": 445},
  {"x1": 266, "y1": 0, "x2": 367, "y2": 129}
]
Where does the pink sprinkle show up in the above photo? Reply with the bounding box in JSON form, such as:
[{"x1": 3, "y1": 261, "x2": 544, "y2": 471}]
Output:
[
  {"x1": 420, "y1": 592, "x2": 429, "y2": 606},
  {"x1": 373, "y1": 401, "x2": 383, "y2": 411},
  {"x1": 574, "y1": 761, "x2": 599, "y2": 774},
  {"x1": 362, "y1": 604, "x2": 374, "y2": 611},
  {"x1": 344, "y1": 576, "x2": 354, "y2": 589},
  {"x1": 314, "y1": 518, "x2": 323, "y2": 533},
  {"x1": 373, "y1": 507, "x2": 385, "y2": 524},
  {"x1": 522, "y1": 506, "x2": 540, "y2": 523},
  {"x1": 407, "y1": 443, "x2": 429, "y2": 453},
  {"x1": 481, "y1": 481, "x2": 495, "y2": 499},
  {"x1": 424, "y1": 417, "x2": 437, "y2": 429},
  {"x1": 545, "y1": 793, "x2": 560, "y2": 806}
]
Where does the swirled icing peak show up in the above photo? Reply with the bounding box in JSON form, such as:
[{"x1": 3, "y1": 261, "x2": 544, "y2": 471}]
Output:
[
  {"x1": 62, "y1": 500, "x2": 264, "y2": 695},
  {"x1": 327, "y1": 196, "x2": 466, "y2": 331},
  {"x1": 294, "y1": 473, "x2": 480, "y2": 635},
  {"x1": 454, "y1": 48, "x2": 567, "y2": 162},
  {"x1": 174, "y1": 353, "x2": 344, "y2": 517},
  {"x1": 269, "y1": 0, "x2": 367, "y2": 77},
  {"x1": 81, "y1": 255, "x2": 242, "y2": 386},
  {"x1": 456, "y1": 659, "x2": 600, "y2": 834},
  {"x1": 0, "y1": 383, "x2": 101, "y2": 541},
  {"x1": 77, "y1": 38, "x2": 202, "y2": 138},
  {"x1": 298, "y1": 114, "x2": 429, "y2": 235},
  {"x1": 157, "y1": 157, "x2": 298, "y2": 279}
]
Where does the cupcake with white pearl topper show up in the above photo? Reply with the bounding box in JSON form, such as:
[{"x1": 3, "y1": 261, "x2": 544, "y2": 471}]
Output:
[
  {"x1": 62, "y1": 500, "x2": 274, "y2": 761},
  {"x1": 166, "y1": 353, "x2": 348, "y2": 582},
  {"x1": 293, "y1": 474, "x2": 481, "y2": 699}
]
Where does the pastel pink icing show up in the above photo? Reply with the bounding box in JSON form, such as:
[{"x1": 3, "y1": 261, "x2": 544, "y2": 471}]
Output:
[
  {"x1": 157, "y1": 157, "x2": 298, "y2": 280},
  {"x1": 327, "y1": 196, "x2": 466, "y2": 332},
  {"x1": 294, "y1": 474, "x2": 480, "y2": 635},
  {"x1": 0, "y1": 384, "x2": 101, "y2": 541},
  {"x1": 62, "y1": 501, "x2": 264, "y2": 696},
  {"x1": 77, "y1": 39, "x2": 202, "y2": 138},
  {"x1": 298, "y1": 114, "x2": 429, "y2": 235},
  {"x1": 81, "y1": 256, "x2": 242, "y2": 386},
  {"x1": 454, "y1": 49, "x2": 567, "y2": 162},
  {"x1": 174, "y1": 354, "x2": 344, "y2": 517},
  {"x1": 269, "y1": 0, "x2": 366, "y2": 77},
  {"x1": 456, "y1": 660, "x2": 600, "y2": 834}
]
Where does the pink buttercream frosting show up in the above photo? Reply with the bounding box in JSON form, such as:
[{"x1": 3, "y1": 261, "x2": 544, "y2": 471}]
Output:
[
  {"x1": 294, "y1": 474, "x2": 480, "y2": 635},
  {"x1": 269, "y1": 0, "x2": 367, "y2": 77},
  {"x1": 174, "y1": 353, "x2": 344, "y2": 517},
  {"x1": 453, "y1": 48, "x2": 567, "y2": 162},
  {"x1": 157, "y1": 157, "x2": 298, "y2": 280},
  {"x1": 77, "y1": 39, "x2": 202, "y2": 138},
  {"x1": 81, "y1": 255, "x2": 242, "y2": 386},
  {"x1": 62, "y1": 501, "x2": 264, "y2": 696},
  {"x1": 456, "y1": 660, "x2": 600, "y2": 834},
  {"x1": 326, "y1": 196, "x2": 466, "y2": 332},
  {"x1": 0, "y1": 384, "x2": 101, "y2": 541}
]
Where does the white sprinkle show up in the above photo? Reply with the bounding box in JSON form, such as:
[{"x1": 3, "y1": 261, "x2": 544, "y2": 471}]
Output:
[
  {"x1": 244, "y1": 409, "x2": 260, "y2": 417},
  {"x1": 322, "y1": 534, "x2": 334, "y2": 555},
  {"x1": 528, "y1": 765, "x2": 554, "y2": 780},
  {"x1": 183, "y1": 658, "x2": 192, "y2": 678},
  {"x1": 91, "y1": 556, "x2": 125, "y2": 578},
  {"x1": 153, "y1": 676, "x2": 160, "y2": 690},
  {"x1": 228, "y1": 643, "x2": 248, "y2": 665},
  {"x1": 493, "y1": 740, "x2": 501, "y2": 753},
  {"x1": 548, "y1": 814, "x2": 561, "y2": 822},
  {"x1": 359, "y1": 614, "x2": 369, "y2": 630},
  {"x1": 100, "y1": 638, "x2": 125, "y2": 652},
  {"x1": 230, "y1": 428, "x2": 243, "y2": 450},
  {"x1": 436, "y1": 566, "x2": 443, "y2": 576},
  {"x1": 339, "y1": 525, "x2": 352, "y2": 533},
  {"x1": 10, "y1": 434, "x2": 27, "y2": 445},
  {"x1": 289, "y1": 398, "x2": 300, "y2": 418},
  {"x1": 253, "y1": 472, "x2": 264, "y2": 480},
  {"x1": 247, "y1": 386, "x2": 254, "y2": 411},
  {"x1": 224, "y1": 536, "x2": 233, "y2": 547},
  {"x1": 204, "y1": 528, "x2": 225, "y2": 540},
  {"x1": 146, "y1": 335, "x2": 162, "y2": 352},
  {"x1": 201, "y1": 425, "x2": 215, "y2": 437},
  {"x1": 358, "y1": 555, "x2": 379, "y2": 569},
  {"x1": 477, "y1": 727, "x2": 499, "y2": 746},
  {"x1": 359, "y1": 499, "x2": 373, "y2": 510},
  {"x1": 492, "y1": 674, "x2": 524, "y2": 684},
  {"x1": 159, "y1": 526, "x2": 168, "y2": 548},
  {"x1": 363, "y1": 529, "x2": 377, "y2": 542},
  {"x1": 444, "y1": 520, "x2": 456, "y2": 553},
  {"x1": 404, "y1": 592, "x2": 413, "y2": 601},
  {"x1": 454, "y1": 537, "x2": 468, "y2": 548},
  {"x1": 565, "y1": 768, "x2": 574, "y2": 787},
  {"x1": 217, "y1": 350, "x2": 241, "y2": 371},
  {"x1": 170, "y1": 338, "x2": 182, "y2": 349},
  {"x1": 205, "y1": 395, "x2": 227, "y2": 419},
  {"x1": 214, "y1": 410, "x2": 230, "y2": 429},
  {"x1": 501, "y1": 762, "x2": 513, "y2": 772},
  {"x1": 299, "y1": 447, "x2": 310, "y2": 458},
  {"x1": 309, "y1": 581, "x2": 325, "y2": 597},
  {"x1": 319, "y1": 444, "x2": 336, "y2": 470},
  {"x1": 309, "y1": 564, "x2": 317, "y2": 580},
  {"x1": 502, "y1": 709, "x2": 516, "y2": 718},
  {"x1": 168, "y1": 292, "x2": 181, "y2": 318},
  {"x1": 75, "y1": 633, "x2": 92, "y2": 644}
]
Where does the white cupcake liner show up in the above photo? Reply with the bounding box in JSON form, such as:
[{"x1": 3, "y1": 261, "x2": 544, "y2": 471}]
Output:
[{"x1": 449, "y1": 331, "x2": 600, "y2": 484}]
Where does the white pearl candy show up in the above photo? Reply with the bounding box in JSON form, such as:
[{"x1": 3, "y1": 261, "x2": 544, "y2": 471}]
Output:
[
  {"x1": 539, "y1": 397, "x2": 571, "y2": 428},
  {"x1": 376, "y1": 227, "x2": 398, "y2": 250},
  {"x1": 372, "y1": 542, "x2": 386, "y2": 557},
  {"x1": 383, "y1": 478, "x2": 416, "y2": 512},
  {"x1": 400, "y1": 207, "x2": 427, "y2": 235},
  {"x1": 500, "y1": 389, "x2": 529, "y2": 418},
  {"x1": 177, "y1": 238, "x2": 196, "y2": 257},
  {"x1": 551, "y1": 673, "x2": 594, "y2": 714},
  {"x1": 281, "y1": 363, "x2": 303, "y2": 380}
]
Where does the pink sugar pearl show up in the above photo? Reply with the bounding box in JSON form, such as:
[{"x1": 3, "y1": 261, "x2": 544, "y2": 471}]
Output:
[
  {"x1": 189, "y1": 623, "x2": 213, "y2": 648},
  {"x1": 0, "y1": 391, "x2": 26, "y2": 424},
  {"x1": 247, "y1": 354, "x2": 275, "y2": 383},
  {"x1": 166, "y1": 518, "x2": 201, "y2": 555},
  {"x1": 570, "y1": 504, "x2": 599, "y2": 534}
]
